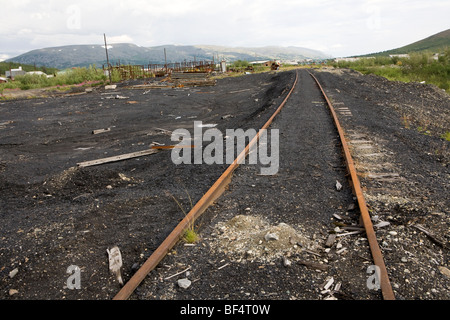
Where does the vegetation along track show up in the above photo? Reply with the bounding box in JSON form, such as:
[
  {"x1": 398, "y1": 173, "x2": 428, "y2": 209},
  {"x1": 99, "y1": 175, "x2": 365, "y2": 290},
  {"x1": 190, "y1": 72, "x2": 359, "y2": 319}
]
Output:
[{"x1": 115, "y1": 69, "x2": 394, "y2": 300}]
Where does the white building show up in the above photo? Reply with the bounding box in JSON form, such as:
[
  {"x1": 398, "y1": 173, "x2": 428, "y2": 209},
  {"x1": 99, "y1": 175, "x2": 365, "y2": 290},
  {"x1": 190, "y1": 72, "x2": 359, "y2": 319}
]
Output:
[{"x1": 5, "y1": 66, "x2": 26, "y2": 79}]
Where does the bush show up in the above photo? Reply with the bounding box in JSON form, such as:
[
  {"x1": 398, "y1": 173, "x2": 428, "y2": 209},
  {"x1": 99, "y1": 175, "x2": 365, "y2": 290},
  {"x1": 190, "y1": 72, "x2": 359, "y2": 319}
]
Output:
[
  {"x1": 1, "y1": 65, "x2": 107, "y2": 92},
  {"x1": 231, "y1": 60, "x2": 250, "y2": 68},
  {"x1": 330, "y1": 48, "x2": 450, "y2": 93}
]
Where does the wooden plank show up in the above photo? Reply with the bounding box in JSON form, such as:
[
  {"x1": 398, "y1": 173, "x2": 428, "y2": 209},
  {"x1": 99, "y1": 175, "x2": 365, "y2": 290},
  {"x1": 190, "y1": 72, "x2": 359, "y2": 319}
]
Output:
[
  {"x1": 298, "y1": 260, "x2": 329, "y2": 271},
  {"x1": 77, "y1": 149, "x2": 159, "y2": 168},
  {"x1": 92, "y1": 128, "x2": 111, "y2": 134}
]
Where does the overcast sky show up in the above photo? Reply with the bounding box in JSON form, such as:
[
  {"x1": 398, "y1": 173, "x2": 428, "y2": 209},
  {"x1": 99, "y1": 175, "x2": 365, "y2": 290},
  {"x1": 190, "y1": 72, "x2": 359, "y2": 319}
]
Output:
[{"x1": 1, "y1": 0, "x2": 449, "y2": 61}]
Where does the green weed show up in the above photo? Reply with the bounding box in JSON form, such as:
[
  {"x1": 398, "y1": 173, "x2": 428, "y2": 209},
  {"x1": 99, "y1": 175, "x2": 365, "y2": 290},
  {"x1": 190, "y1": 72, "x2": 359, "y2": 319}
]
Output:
[
  {"x1": 441, "y1": 132, "x2": 450, "y2": 141},
  {"x1": 166, "y1": 190, "x2": 199, "y2": 244}
]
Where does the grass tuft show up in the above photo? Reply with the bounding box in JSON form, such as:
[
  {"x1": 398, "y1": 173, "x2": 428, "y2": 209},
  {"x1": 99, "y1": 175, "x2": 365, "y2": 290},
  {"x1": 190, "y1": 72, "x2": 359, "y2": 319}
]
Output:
[{"x1": 166, "y1": 190, "x2": 199, "y2": 244}]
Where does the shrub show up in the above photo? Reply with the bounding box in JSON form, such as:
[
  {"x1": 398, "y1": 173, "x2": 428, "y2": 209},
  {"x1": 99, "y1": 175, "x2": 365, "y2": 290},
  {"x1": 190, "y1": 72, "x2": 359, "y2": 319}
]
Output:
[{"x1": 330, "y1": 48, "x2": 450, "y2": 93}]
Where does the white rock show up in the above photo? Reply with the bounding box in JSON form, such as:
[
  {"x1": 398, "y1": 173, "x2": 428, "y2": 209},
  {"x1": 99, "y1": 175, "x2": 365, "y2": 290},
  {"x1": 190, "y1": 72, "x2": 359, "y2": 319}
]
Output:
[
  {"x1": 177, "y1": 278, "x2": 192, "y2": 289},
  {"x1": 283, "y1": 256, "x2": 292, "y2": 267},
  {"x1": 9, "y1": 289, "x2": 18, "y2": 296},
  {"x1": 264, "y1": 232, "x2": 279, "y2": 241},
  {"x1": 9, "y1": 268, "x2": 18, "y2": 278},
  {"x1": 438, "y1": 266, "x2": 450, "y2": 278},
  {"x1": 323, "y1": 277, "x2": 335, "y2": 290}
]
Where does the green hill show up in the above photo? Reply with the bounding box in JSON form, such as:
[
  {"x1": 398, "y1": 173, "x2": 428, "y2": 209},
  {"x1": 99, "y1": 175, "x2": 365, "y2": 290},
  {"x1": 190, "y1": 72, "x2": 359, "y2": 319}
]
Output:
[
  {"x1": 365, "y1": 29, "x2": 450, "y2": 57},
  {"x1": 5, "y1": 44, "x2": 329, "y2": 69}
]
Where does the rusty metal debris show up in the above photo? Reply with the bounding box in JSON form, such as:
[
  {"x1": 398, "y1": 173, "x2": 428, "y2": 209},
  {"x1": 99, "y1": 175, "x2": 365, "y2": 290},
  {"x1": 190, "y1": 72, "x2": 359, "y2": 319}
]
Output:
[{"x1": 102, "y1": 60, "x2": 216, "y2": 82}]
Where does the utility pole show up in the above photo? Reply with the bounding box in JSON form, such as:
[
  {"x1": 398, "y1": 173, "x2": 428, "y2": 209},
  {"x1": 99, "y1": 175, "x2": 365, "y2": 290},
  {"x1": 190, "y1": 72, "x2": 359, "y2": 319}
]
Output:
[
  {"x1": 104, "y1": 33, "x2": 112, "y2": 83},
  {"x1": 164, "y1": 48, "x2": 167, "y2": 74}
]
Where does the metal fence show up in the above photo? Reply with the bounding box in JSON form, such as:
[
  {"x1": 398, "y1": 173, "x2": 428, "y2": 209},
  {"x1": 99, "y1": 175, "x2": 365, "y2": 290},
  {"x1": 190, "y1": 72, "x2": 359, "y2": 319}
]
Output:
[{"x1": 103, "y1": 60, "x2": 216, "y2": 81}]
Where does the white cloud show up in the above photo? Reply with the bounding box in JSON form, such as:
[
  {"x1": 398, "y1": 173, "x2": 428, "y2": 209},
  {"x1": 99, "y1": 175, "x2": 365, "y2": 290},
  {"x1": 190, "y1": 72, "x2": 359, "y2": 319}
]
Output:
[
  {"x1": 0, "y1": 54, "x2": 10, "y2": 62},
  {"x1": 107, "y1": 35, "x2": 134, "y2": 44},
  {"x1": 0, "y1": 0, "x2": 449, "y2": 59}
]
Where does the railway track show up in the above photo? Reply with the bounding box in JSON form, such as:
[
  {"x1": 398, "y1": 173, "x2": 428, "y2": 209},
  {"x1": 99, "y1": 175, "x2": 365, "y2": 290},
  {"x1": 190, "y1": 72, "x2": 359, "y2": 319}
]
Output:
[{"x1": 113, "y1": 69, "x2": 395, "y2": 300}]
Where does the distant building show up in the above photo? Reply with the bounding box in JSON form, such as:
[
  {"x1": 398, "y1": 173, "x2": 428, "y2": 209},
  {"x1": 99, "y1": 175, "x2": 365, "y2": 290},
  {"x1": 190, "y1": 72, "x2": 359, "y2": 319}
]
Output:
[
  {"x1": 334, "y1": 57, "x2": 361, "y2": 63},
  {"x1": 26, "y1": 71, "x2": 46, "y2": 76},
  {"x1": 26, "y1": 71, "x2": 53, "y2": 78},
  {"x1": 249, "y1": 60, "x2": 271, "y2": 65},
  {"x1": 389, "y1": 54, "x2": 410, "y2": 58},
  {"x1": 5, "y1": 66, "x2": 26, "y2": 79}
]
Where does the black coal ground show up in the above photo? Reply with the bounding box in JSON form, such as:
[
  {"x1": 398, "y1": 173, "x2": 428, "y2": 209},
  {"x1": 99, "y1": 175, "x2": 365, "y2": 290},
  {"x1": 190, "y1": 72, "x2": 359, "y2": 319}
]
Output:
[
  {"x1": 0, "y1": 68, "x2": 448, "y2": 302},
  {"x1": 1, "y1": 71, "x2": 296, "y2": 300}
]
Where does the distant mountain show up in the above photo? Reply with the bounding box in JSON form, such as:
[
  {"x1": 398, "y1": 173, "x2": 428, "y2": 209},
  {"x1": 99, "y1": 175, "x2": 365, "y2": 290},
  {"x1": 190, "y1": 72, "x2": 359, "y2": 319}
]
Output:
[
  {"x1": 6, "y1": 44, "x2": 330, "y2": 69},
  {"x1": 362, "y1": 28, "x2": 450, "y2": 57}
]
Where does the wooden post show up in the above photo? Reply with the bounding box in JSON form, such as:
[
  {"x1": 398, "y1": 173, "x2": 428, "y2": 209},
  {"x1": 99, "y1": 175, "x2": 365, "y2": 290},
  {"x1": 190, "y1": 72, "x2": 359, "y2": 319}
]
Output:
[
  {"x1": 104, "y1": 33, "x2": 112, "y2": 83},
  {"x1": 164, "y1": 48, "x2": 167, "y2": 74}
]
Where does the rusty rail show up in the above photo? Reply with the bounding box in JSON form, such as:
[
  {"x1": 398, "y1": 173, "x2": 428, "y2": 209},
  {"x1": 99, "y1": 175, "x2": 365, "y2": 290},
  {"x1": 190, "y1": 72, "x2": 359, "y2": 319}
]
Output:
[
  {"x1": 113, "y1": 70, "x2": 299, "y2": 300},
  {"x1": 308, "y1": 71, "x2": 395, "y2": 300}
]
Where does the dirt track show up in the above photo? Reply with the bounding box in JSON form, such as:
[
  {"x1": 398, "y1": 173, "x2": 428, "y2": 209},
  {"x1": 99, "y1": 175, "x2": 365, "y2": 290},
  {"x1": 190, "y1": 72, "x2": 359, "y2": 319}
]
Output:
[{"x1": 0, "y1": 68, "x2": 448, "y2": 302}]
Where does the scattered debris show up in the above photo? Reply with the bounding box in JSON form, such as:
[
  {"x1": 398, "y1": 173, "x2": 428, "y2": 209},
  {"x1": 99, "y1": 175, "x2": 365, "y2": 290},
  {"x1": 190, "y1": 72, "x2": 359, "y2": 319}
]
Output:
[
  {"x1": 77, "y1": 149, "x2": 159, "y2": 167},
  {"x1": 217, "y1": 263, "x2": 229, "y2": 271},
  {"x1": 335, "y1": 180, "x2": 342, "y2": 191},
  {"x1": 282, "y1": 256, "x2": 292, "y2": 267},
  {"x1": 264, "y1": 232, "x2": 279, "y2": 241},
  {"x1": 210, "y1": 215, "x2": 318, "y2": 263},
  {"x1": 107, "y1": 246, "x2": 123, "y2": 285},
  {"x1": 298, "y1": 260, "x2": 329, "y2": 271},
  {"x1": 438, "y1": 266, "x2": 450, "y2": 278},
  {"x1": 92, "y1": 128, "x2": 111, "y2": 134},
  {"x1": 0, "y1": 120, "x2": 14, "y2": 129},
  {"x1": 164, "y1": 267, "x2": 191, "y2": 281},
  {"x1": 374, "y1": 221, "x2": 390, "y2": 228},
  {"x1": 413, "y1": 224, "x2": 447, "y2": 249},
  {"x1": 118, "y1": 173, "x2": 131, "y2": 182},
  {"x1": 169, "y1": 72, "x2": 216, "y2": 87},
  {"x1": 325, "y1": 234, "x2": 336, "y2": 248}
]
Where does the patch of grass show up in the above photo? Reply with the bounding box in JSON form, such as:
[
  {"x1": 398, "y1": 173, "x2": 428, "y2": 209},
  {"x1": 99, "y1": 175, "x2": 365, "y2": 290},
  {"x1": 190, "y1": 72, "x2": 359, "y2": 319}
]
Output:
[
  {"x1": 441, "y1": 131, "x2": 450, "y2": 141},
  {"x1": 183, "y1": 228, "x2": 199, "y2": 244},
  {"x1": 166, "y1": 190, "x2": 199, "y2": 244},
  {"x1": 330, "y1": 48, "x2": 450, "y2": 93},
  {"x1": 0, "y1": 65, "x2": 110, "y2": 92}
]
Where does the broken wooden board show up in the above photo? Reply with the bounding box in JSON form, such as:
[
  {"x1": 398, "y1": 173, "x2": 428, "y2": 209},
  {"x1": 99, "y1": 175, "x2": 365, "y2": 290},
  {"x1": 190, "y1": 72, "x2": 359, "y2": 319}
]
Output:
[
  {"x1": 92, "y1": 128, "x2": 111, "y2": 134},
  {"x1": 298, "y1": 260, "x2": 329, "y2": 271},
  {"x1": 77, "y1": 149, "x2": 159, "y2": 168}
]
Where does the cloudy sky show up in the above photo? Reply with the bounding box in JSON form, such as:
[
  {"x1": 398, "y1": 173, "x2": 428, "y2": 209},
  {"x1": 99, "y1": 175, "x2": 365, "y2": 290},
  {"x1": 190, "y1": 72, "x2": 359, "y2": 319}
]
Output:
[{"x1": 1, "y1": 0, "x2": 449, "y2": 61}]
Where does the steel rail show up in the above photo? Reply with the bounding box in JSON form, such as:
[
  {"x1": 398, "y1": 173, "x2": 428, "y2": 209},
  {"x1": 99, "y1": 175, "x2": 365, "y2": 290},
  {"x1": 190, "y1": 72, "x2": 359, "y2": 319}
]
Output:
[
  {"x1": 113, "y1": 70, "x2": 299, "y2": 300},
  {"x1": 308, "y1": 71, "x2": 395, "y2": 300}
]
